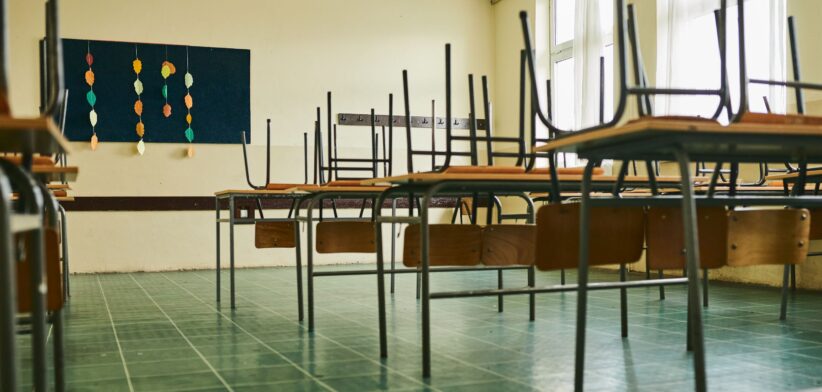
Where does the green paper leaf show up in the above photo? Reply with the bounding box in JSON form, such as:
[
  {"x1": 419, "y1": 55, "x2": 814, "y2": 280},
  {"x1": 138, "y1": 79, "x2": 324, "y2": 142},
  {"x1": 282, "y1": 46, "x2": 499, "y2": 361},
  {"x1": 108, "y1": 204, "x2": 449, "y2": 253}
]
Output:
[
  {"x1": 184, "y1": 127, "x2": 194, "y2": 142},
  {"x1": 86, "y1": 90, "x2": 96, "y2": 106},
  {"x1": 162, "y1": 84, "x2": 168, "y2": 99}
]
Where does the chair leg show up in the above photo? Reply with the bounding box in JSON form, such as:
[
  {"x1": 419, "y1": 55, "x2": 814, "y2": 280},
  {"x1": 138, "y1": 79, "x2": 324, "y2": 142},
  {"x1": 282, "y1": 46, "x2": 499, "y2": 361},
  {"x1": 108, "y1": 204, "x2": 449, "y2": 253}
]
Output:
[
  {"x1": 497, "y1": 270, "x2": 504, "y2": 313},
  {"x1": 528, "y1": 266, "x2": 536, "y2": 321},
  {"x1": 790, "y1": 264, "x2": 797, "y2": 291},
  {"x1": 620, "y1": 263, "x2": 628, "y2": 338},
  {"x1": 658, "y1": 269, "x2": 665, "y2": 300},
  {"x1": 702, "y1": 268, "x2": 709, "y2": 308},
  {"x1": 560, "y1": 269, "x2": 566, "y2": 285},
  {"x1": 53, "y1": 310, "x2": 65, "y2": 392},
  {"x1": 780, "y1": 264, "x2": 790, "y2": 321},
  {"x1": 415, "y1": 270, "x2": 421, "y2": 300}
]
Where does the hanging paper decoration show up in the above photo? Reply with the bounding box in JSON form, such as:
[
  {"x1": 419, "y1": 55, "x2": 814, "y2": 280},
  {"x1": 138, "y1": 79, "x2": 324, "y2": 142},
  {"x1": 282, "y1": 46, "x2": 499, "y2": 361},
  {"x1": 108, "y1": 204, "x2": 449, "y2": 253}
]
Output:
[
  {"x1": 133, "y1": 45, "x2": 145, "y2": 155},
  {"x1": 161, "y1": 46, "x2": 176, "y2": 118},
  {"x1": 183, "y1": 47, "x2": 195, "y2": 157},
  {"x1": 85, "y1": 42, "x2": 99, "y2": 150}
]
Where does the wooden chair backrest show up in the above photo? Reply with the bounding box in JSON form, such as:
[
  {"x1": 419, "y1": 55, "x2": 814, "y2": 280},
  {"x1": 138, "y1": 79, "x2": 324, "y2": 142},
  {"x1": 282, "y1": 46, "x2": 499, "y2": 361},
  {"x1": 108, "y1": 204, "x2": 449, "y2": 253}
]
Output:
[
  {"x1": 481, "y1": 225, "x2": 535, "y2": 266},
  {"x1": 646, "y1": 207, "x2": 728, "y2": 270},
  {"x1": 726, "y1": 209, "x2": 810, "y2": 267},
  {"x1": 316, "y1": 221, "x2": 376, "y2": 253},
  {"x1": 403, "y1": 224, "x2": 482, "y2": 267},
  {"x1": 255, "y1": 222, "x2": 296, "y2": 248},
  {"x1": 535, "y1": 203, "x2": 645, "y2": 271},
  {"x1": 17, "y1": 228, "x2": 62, "y2": 313}
]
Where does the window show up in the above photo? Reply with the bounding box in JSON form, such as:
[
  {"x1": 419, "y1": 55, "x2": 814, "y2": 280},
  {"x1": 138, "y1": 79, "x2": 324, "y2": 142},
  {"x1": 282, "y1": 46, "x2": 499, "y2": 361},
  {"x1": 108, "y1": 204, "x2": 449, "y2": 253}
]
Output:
[
  {"x1": 549, "y1": 0, "x2": 614, "y2": 132},
  {"x1": 656, "y1": 0, "x2": 785, "y2": 119}
]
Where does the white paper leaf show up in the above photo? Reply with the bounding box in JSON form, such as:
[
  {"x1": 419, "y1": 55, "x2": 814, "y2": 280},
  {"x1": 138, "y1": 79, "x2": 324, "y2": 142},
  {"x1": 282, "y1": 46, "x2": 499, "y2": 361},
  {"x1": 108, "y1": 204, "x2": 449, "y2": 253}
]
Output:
[
  {"x1": 137, "y1": 139, "x2": 145, "y2": 155},
  {"x1": 89, "y1": 110, "x2": 98, "y2": 127},
  {"x1": 184, "y1": 72, "x2": 194, "y2": 88}
]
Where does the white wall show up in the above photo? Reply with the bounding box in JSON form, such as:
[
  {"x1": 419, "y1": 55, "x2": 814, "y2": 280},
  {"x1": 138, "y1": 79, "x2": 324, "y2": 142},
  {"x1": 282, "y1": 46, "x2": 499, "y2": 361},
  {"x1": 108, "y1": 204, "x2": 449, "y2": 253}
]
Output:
[{"x1": 8, "y1": 0, "x2": 496, "y2": 272}]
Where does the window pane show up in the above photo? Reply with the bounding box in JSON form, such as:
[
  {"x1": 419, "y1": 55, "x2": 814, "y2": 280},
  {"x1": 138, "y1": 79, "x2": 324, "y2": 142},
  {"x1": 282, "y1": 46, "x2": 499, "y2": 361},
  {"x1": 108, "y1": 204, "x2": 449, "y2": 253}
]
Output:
[
  {"x1": 553, "y1": 58, "x2": 575, "y2": 130},
  {"x1": 598, "y1": 0, "x2": 613, "y2": 39},
  {"x1": 554, "y1": 0, "x2": 575, "y2": 45}
]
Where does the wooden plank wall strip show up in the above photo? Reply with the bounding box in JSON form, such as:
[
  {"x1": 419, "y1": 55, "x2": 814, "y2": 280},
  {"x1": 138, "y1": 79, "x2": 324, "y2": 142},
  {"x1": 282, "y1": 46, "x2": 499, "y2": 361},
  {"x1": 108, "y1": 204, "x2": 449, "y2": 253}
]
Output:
[{"x1": 60, "y1": 196, "x2": 463, "y2": 212}]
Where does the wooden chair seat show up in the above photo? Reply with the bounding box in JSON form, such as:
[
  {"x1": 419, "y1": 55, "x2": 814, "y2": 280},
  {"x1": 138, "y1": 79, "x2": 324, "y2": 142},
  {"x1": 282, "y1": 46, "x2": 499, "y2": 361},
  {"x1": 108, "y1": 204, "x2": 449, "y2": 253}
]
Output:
[
  {"x1": 324, "y1": 180, "x2": 365, "y2": 187},
  {"x1": 443, "y1": 165, "x2": 605, "y2": 176},
  {"x1": 481, "y1": 225, "x2": 535, "y2": 266},
  {"x1": 316, "y1": 221, "x2": 376, "y2": 253},
  {"x1": 403, "y1": 224, "x2": 482, "y2": 267},
  {"x1": 255, "y1": 222, "x2": 296, "y2": 248},
  {"x1": 265, "y1": 183, "x2": 306, "y2": 190},
  {"x1": 628, "y1": 115, "x2": 721, "y2": 125},
  {"x1": 16, "y1": 229, "x2": 63, "y2": 313},
  {"x1": 528, "y1": 167, "x2": 605, "y2": 176},
  {"x1": 646, "y1": 207, "x2": 810, "y2": 269},
  {"x1": 444, "y1": 166, "x2": 525, "y2": 174},
  {"x1": 739, "y1": 112, "x2": 822, "y2": 126},
  {"x1": 535, "y1": 203, "x2": 645, "y2": 271}
]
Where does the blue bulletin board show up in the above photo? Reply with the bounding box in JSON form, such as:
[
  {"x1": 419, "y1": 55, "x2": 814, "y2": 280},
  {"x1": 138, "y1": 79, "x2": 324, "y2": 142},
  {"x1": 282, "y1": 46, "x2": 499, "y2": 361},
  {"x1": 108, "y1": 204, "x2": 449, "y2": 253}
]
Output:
[{"x1": 61, "y1": 38, "x2": 250, "y2": 144}]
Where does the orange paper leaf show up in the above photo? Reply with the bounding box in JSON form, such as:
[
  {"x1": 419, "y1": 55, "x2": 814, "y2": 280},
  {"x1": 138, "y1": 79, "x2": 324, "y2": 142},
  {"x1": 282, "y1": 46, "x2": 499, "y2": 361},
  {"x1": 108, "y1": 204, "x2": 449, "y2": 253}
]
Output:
[
  {"x1": 136, "y1": 121, "x2": 145, "y2": 137},
  {"x1": 133, "y1": 59, "x2": 142, "y2": 74},
  {"x1": 187, "y1": 145, "x2": 194, "y2": 158},
  {"x1": 90, "y1": 133, "x2": 98, "y2": 151},
  {"x1": 134, "y1": 100, "x2": 143, "y2": 116},
  {"x1": 162, "y1": 61, "x2": 176, "y2": 75},
  {"x1": 186, "y1": 113, "x2": 192, "y2": 124},
  {"x1": 184, "y1": 94, "x2": 193, "y2": 109},
  {"x1": 163, "y1": 103, "x2": 172, "y2": 117},
  {"x1": 85, "y1": 70, "x2": 95, "y2": 86}
]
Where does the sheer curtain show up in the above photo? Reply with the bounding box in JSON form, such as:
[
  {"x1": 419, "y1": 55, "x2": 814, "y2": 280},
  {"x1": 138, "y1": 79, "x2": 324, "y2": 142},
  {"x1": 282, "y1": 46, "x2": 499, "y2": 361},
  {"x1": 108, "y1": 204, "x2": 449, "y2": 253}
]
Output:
[
  {"x1": 656, "y1": 0, "x2": 786, "y2": 120},
  {"x1": 573, "y1": 0, "x2": 609, "y2": 128}
]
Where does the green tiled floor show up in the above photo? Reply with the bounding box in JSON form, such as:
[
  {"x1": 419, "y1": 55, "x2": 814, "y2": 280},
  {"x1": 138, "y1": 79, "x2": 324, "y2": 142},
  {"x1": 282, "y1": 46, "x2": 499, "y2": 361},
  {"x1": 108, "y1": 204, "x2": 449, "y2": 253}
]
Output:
[{"x1": 15, "y1": 266, "x2": 822, "y2": 391}]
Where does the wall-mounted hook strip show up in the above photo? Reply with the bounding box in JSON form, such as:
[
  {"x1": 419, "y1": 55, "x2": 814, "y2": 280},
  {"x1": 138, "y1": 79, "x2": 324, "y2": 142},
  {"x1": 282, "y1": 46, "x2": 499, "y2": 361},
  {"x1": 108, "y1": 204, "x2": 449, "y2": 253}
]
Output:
[{"x1": 337, "y1": 113, "x2": 486, "y2": 130}]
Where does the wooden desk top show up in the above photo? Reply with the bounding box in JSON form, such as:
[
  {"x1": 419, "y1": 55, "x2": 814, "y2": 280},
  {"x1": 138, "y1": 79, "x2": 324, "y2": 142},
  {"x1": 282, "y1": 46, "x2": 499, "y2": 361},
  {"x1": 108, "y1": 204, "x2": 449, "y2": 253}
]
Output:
[
  {"x1": 0, "y1": 116, "x2": 71, "y2": 155},
  {"x1": 362, "y1": 172, "x2": 704, "y2": 185},
  {"x1": 47, "y1": 184, "x2": 70, "y2": 190},
  {"x1": 765, "y1": 169, "x2": 822, "y2": 181},
  {"x1": 286, "y1": 184, "x2": 390, "y2": 193},
  {"x1": 214, "y1": 189, "x2": 297, "y2": 196},
  {"x1": 32, "y1": 166, "x2": 78, "y2": 183},
  {"x1": 534, "y1": 118, "x2": 822, "y2": 162}
]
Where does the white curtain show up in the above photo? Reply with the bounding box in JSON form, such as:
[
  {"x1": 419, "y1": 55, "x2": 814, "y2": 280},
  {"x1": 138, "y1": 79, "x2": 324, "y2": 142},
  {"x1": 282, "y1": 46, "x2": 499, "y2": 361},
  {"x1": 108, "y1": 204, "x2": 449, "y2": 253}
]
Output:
[
  {"x1": 573, "y1": 0, "x2": 606, "y2": 128},
  {"x1": 656, "y1": 0, "x2": 786, "y2": 120}
]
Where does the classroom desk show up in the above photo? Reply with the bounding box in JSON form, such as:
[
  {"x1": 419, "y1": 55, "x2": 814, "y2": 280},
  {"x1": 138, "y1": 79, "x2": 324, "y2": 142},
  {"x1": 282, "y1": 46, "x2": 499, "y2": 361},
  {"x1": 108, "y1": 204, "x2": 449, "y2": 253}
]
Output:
[
  {"x1": 214, "y1": 189, "x2": 303, "y2": 310},
  {"x1": 534, "y1": 118, "x2": 822, "y2": 392},
  {"x1": 0, "y1": 116, "x2": 70, "y2": 392},
  {"x1": 367, "y1": 169, "x2": 703, "y2": 379},
  {"x1": 289, "y1": 185, "x2": 393, "y2": 332}
]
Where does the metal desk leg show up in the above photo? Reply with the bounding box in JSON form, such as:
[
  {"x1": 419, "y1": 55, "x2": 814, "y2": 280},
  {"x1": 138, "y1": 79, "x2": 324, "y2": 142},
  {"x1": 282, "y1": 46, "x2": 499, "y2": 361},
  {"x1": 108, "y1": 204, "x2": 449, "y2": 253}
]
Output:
[
  {"x1": 0, "y1": 173, "x2": 18, "y2": 392},
  {"x1": 295, "y1": 221, "x2": 304, "y2": 322},
  {"x1": 229, "y1": 196, "x2": 236, "y2": 309},
  {"x1": 215, "y1": 197, "x2": 221, "y2": 303},
  {"x1": 390, "y1": 199, "x2": 397, "y2": 294},
  {"x1": 780, "y1": 264, "x2": 790, "y2": 320},
  {"x1": 620, "y1": 263, "x2": 628, "y2": 338},
  {"x1": 376, "y1": 197, "x2": 388, "y2": 357},
  {"x1": 703, "y1": 269, "x2": 709, "y2": 308},
  {"x1": 675, "y1": 149, "x2": 707, "y2": 392},
  {"x1": 53, "y1": 309, "x2": 65, "y2": 392},
  {"x1": 421, "y1": 188, "x2": 434, "y2": 378},
  {"x1": 498, "y1": 270, "x2": 504, "y2": 312},
  {"x1": 573, "y1": 161, "x2": 595, "y2": 391},
  {"x1": 306, "y1": 198, "x2": 317, "y2": 332},
  {"x1": 58, "y1": 205, "x2": 69, "y2": 300}
]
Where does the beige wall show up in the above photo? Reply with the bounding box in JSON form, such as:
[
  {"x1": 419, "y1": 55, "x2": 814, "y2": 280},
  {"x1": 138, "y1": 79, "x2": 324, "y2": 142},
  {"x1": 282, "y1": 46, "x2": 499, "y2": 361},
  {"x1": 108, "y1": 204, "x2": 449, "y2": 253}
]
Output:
[{"x1": 8, "y1": 0, "x2": 496, "y2": 272}]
